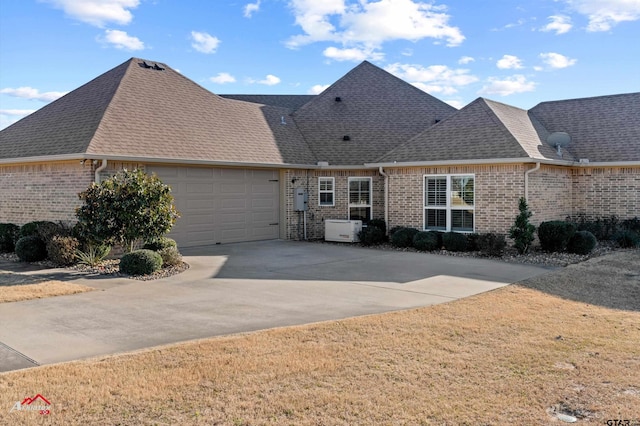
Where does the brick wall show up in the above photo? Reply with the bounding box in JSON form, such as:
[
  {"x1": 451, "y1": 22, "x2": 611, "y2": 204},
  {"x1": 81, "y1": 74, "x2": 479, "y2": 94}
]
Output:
[
  {"x1": 283, "y1": 169, "x2": 384, "y2": 240},
  {"x1": 527, "y1": 165, "x2": 573, "y2": 225},
  {"x1": 571, "y1": 167, "x2": 640, "y2": 219},
  {"x1": 0, "y1": 161, "x2": 94, "y2": 225}
]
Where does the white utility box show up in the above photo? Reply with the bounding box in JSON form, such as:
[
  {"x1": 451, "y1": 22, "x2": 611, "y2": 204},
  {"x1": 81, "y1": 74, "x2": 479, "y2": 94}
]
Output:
[{"x1": 324, "y1": 220, "x2": 362, "y2": 243}]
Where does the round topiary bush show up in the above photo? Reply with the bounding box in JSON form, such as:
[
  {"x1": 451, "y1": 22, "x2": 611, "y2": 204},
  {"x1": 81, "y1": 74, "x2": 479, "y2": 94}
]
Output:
[
  {"x1": 142, "y1": 236, "x2": 177, "y2": 251},
  {"x1": 412, "y1": 231, "x2": 439, "y2": 251},
  {"x1": 0, "y1": 223, "x2": 20, "y2": 253},
  {"x1": 15, "y1": 236, "x2": 48, "y2": 262},
  {"x1": 390, "y1": 227, "x2": 419, "y2": 248},
  {"x1": 612, "y1": 230, "x2": 640, "y2": 248},
  {"x1": 442, "y1": 232, "x2": 468, "y2": 252},
  {"x1": 567, "y1": 230, "x2": 597, "y2": 255},
  {"x1": 538, "y1": 221, "x2": 576, "y2": 252},
  {"x1": 358, "y1": 226, "x2": 386, "y2": 246},
  {"x1": 119, "y1": 249, "x2": 163, "y2": 275}
]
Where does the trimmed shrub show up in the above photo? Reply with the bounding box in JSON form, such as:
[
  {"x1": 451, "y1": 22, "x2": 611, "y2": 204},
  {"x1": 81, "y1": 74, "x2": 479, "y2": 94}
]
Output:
[
  {"x1": 566, "y1": 214, "x2": 621, "y2": 241},
  {"x1": 442, "y1": 232, "x2": 468, "y2": 252},
  {"x1": 477, "y1": 233, "x2": 507, "y2": 257},
  {"x1": 159, "y1": 246, "x2": 183, "y2": 267},
  {"x1": 47, "y1": 235, "x2": 80, "y2": 266},
  {"x1": 0, "y1": 223, "x2": 20, "y2": 253},
  {"x1": 358, "y1": 226, "x2": 386, "y2": 246},
  {"x1": 390, "y1": 227, "x2": 419, "y2": 248},
  {"x1": 368, "y1": 219, "x2": 387, "y2": 235},
  {"x1": 15, "y1": 236, "x2": 47, "y2": 262},
  {"x1": 622, "y1": 217, "x2": 640, "y2": 234},
  {"x1": 567, "y1": 231, "x2": 597, "y2": 255},
  {"x1": 142, "y1": 236, "x2": 177, "y2": 251},
  {"x1": 538, "y1": 221, "x2": 576, "y2": 252},
  {"x1": 466, "y1": 233, "x2": 480, "y2": 251},
  {"x1": 119, "y1": 249, "x2": 163, "y2": 275},
  {"x1": 412, "y1": 231, "x2": 439, "y2": 251},
  {"x1": 509, "y1": 197, "x2": 536, "y2": 254},
  {"x1": 612, "y1": 230, "x2": 640, "y2": 248}
]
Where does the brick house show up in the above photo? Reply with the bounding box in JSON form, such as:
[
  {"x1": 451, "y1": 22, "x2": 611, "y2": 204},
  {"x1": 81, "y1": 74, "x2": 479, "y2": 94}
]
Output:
[{"x1": 1, "y1": 58, "x2": 638, "y2": 247}]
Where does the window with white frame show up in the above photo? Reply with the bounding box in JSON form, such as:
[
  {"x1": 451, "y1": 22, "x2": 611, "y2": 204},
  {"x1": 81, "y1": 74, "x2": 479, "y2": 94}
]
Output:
[
  {"x1": 424, "y1": 175, "x2": 474, "y2": 232},
  {"x1": 348, "y1": 177, "x2": 372, "y2": 222},
  {"x1": 318, "y1": 177, "x2": 334, "y2": 206}
]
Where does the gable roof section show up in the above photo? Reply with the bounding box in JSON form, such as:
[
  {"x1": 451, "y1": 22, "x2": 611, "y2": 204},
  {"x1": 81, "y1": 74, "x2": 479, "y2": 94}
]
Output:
[
  {"x1": 529, "y1": 93, "x2": 640, "y2": 162},
  {"x1": 220, "y1": 94, "x2": 316, "y2": 112},
  {"x1": 378, "y1": 98, "x2": 542, "y2": 163},
  {"x1": 1, "y1": 58, "x2": 317, "y2": 166},
  {"x1": 291, "y1": 61, "x2": 457, "y2": 165}
]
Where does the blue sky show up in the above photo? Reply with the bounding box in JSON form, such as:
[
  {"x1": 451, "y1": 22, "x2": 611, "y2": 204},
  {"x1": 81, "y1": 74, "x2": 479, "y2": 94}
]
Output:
[{"x1": 1, "y1": 0, "x2": 639, "y2": 130}]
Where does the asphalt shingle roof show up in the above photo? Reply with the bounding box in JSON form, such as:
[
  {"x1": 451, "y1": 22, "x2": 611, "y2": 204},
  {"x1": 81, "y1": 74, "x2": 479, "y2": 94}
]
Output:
[
  {"x1": 529, "y1": 93, "x2": 640, "y2": 162},
  {"x1": 292, "y1": 61, "x2": 457, "y2": 165},
  {"x1": 1, "y1": 58, "x2": 317, "y2": 165},
  {"x1": 219, "y1": 95, "x2": 315, "y2": 112}
]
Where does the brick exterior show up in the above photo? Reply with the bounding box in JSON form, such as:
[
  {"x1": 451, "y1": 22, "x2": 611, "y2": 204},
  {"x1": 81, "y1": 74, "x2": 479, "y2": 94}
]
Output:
[
  {"x1": 571, "y1": 167, "x2": 640, "y2": 219},
  {"x1": 283, "y1": 169, "x2": 384, "y2": 240},
  {"x1": 0, "y1": 161, "x2": 94, "y2": 225},
  {"x1": 527, "y1": 165, "x2": 573, "y2": 225}
]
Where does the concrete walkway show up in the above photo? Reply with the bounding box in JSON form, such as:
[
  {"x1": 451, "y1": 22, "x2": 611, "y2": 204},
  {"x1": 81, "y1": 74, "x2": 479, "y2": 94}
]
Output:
[{"x1": 0, "y1": 240, "x2": 553, "y2": 372}]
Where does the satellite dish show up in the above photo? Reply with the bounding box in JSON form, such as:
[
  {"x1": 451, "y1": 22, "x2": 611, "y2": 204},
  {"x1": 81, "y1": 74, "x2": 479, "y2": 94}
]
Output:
[{"x1": 547, "y1": 132, "x2": 571, "y2": 156}]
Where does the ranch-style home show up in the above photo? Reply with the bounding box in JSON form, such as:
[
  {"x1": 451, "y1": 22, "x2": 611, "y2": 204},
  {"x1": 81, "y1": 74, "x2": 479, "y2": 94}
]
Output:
[{"x1": 1, "y1": 58, "x2": 638, "y2": 247}]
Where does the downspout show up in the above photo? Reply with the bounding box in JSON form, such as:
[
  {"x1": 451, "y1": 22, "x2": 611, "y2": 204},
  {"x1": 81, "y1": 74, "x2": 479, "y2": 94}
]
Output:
[
  {"x1": 94, "y1": 159, "x2": 107, "y2": 184},
  {"x1": 378, "y1": 166, "x2": 389, "y2": 234},
  {"x1": 524, "y1": 162, "x2": 541, "y2": 201}
]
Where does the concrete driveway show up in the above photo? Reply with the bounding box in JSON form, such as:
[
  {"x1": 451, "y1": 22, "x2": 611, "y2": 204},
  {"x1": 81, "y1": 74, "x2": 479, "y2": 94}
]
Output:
[{"x1": 0, "y1": 240, "x2": 553, "y2": 372}]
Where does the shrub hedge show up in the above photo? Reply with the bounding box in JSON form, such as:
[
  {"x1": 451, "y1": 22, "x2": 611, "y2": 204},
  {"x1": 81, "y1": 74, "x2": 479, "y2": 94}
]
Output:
[
  {"x1": 412, "y1": 231, "x2": 439, "y2": 251},
  {"x1": 477, "y1": 233, "x2": 506, "y2": 257},
  {"x1": 119, "y1": 249, "x2": 163, "y2": 275},
  {"x1": 15, "y1": 236, "x2": 48, "y2": 262},
  {"x1": 538, "y1": 221, "x2": 576, "y2": 252},
  {"x1": 390, "y1": 227, "x2": 419, "y2": 248},
  {"x1": 0, "y1": 223, "x2": 20, "y2": 253},
  {"x1": 567, "y1": 230, "x2": 597, "y2": 255},
  {"x1": 142, "y1": 236, "x2": 177, "y2": 251},
  {"x1": 442, "y1": 232, "x2": 468, "y2": 252}
]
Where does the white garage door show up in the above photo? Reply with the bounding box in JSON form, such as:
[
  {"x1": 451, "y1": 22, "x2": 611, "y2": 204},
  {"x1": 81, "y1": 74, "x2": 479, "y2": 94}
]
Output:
[{"x1": 147, "y1": 166, "x2": 280, "y2": 247}]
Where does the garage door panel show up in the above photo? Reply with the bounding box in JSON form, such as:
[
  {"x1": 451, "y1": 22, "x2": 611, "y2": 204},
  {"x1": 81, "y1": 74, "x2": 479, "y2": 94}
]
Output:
[{"x1": 148, "y1": 165, "x2": 279, "y2": 247}]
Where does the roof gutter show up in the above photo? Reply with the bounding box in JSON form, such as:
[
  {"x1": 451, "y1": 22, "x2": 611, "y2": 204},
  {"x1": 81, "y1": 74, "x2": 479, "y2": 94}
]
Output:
[
  {"x1": 366, "y1": 158, "x2": 640, "y2": 168},
  {"x1": 378, "y1": 166, "x2": 389, "y2": 234},
  {"x1": 94, "y1": 159, "x2": 107, "y2": 184}
]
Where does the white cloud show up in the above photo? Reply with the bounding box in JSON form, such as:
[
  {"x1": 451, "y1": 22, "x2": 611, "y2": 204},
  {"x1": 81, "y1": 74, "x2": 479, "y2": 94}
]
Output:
[
  {"x1": 479, "y1": 75, "x2": 536, "y2": 96},
  {"x1": 541, "y1": 15, "x2": 573, "y2": 34},
  {"x1": 101, "y1": 29, "x2": 144, "y2": 50},
  {"x1": 562, "y1": 0, "x2": 640, "y2": 31},
  {"x1": 42, "y1": 0, "x2": 140, "y2": 27},
  {"x1": 209, "y1": 73, "x2": 236, "y2": 84},
  {"x1": 539, "y1": 52, "x2": 577, "y2": 69},
  {"x1": 323, "y1": 46, "x2": 384, "y2": 61},
  {"x1": 444, "y1": 99, "x2": 463, "y2": 109},
  {"x1": 458, "y1": 56, "x2": 474, "y2": 64},
  {"x1": 244, "y1": 0, "x2": 261, "y2": 18},
  {"x1": 0, "y1": 109, "x2": 36, "y2": 116},
  {"x1": 191, "y1": 31, "x2": 220, "y2": 54},
  {"x1": 286, "y1": 0, "x2": 464, "y2": 49},
  {"x1": 0, "y1": 87, "x2": 67, "y2": 102},
  {"x1": 309, "y1": 84, "x2": 330, "y2": 94},
  {"x1": 251, "y1": 74, "x2": 281, "y2": 86},
  {"x1": 496, "y1": 54, "x2": 524, "y2": 70},
  {"x1": 385, "y1": 62, "x2": 479, "y2": 95}
]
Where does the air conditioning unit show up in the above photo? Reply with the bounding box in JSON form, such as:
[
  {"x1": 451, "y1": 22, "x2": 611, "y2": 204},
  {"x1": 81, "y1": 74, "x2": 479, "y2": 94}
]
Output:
[{"x1": 325, "y1": 219, "x2": 362, "y2": 243}]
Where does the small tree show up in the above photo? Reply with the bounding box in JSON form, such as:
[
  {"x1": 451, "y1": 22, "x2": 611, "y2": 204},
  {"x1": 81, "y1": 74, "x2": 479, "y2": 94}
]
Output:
[
  {"x1": 509, "y1": 197, "x2": 536, "y2": 254},
  {"x1": 76, "y1": 169, "x2": 179, "y2": 252}
]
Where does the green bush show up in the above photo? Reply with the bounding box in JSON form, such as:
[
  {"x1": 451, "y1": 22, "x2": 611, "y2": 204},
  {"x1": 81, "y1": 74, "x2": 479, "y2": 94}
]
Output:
[
  {"x1": 47, "y1": 235, "x2": 80, "y2": 266},
  {"x1": 158, "y1": 246, "x2": 183, "y2": 267},
  {"x1": 509, "y1": 197, "x2": 536, "y2": 254},
  {"x1": 368, "y1": 219, "x2": 387, "y2": 235},
  {"x1": 466, "y1": 233, "x2": 480, "y2": 251},
  {"x1": 142, "y1": 236, "x2": 177, "y2": 251},
  {"x1": 477, "y1": 233, "x2": 507, "y2": 257},
  {"x1": 566, "y1": 214, "x2": 621, "y2": 241},
  {"x1": 358, "y1": 226, "x2": 386, "y2": 246},
  {"x1": 412, "y1": 231, "x2": 439, "y2": 251},
  {"x1": 442, "y1": 232, "x2": 468, "y2": 252},
  {"x1": 621, "y1": 217, "x2": 640, "y2": 234},
  {"x1": 612, "y1": 230, "x2": 640, "y2": 248},
  {"x1": 0, "y1": 223, "x2": 20, "y2": 253},
  {"x1": 538, "y1": 221, "x2": 576, "y2": 252},
  {"x1": 390, "y1": 227, "x2": 419, "y2": 248},
  {"x1": 20, "y1": 221, "x2": 55, "y2": 238},
  {"x1": 75, "y1": 244, "x2": 112, "y2": 267},
  {"x1": 567, "y1": 231, "x2": 597, "y2": 255},
  {"x1": 15, "y1": 236, "x2": 47, "y2": 262},
  {"x1": 119, "y1": 249, "x2": 163, "y2": 275}
]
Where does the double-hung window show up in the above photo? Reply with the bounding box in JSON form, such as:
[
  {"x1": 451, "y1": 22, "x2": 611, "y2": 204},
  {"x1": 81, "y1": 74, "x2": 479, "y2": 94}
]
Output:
[
  {"x1": 318, "y1": 177, "x2": 334, "y2": 206},
  {"x1": 348, "y1": 177, "x2": 371, "y2": 221},
  {"x1": 424, "y1": 175, "x2": 474, "y2": 232}
]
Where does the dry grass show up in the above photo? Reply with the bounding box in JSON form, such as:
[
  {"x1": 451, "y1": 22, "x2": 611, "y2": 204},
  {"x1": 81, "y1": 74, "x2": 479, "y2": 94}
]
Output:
[
  {"x1": 1, "y1": 281, "x2": 638, "y2": 425},
  {"x1": 0, "y1": 278, "x2": 94, "y2": 303}
]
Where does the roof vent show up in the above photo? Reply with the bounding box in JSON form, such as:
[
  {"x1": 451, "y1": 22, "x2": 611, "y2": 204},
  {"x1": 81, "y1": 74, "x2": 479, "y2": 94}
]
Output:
[
  {"x1": 317, "y1": 161, "x2": 329, "y2": 167},
  {"x1": 141, "y1": 61, "x2": 152, "y2": 69},
  {"x1": 153, "y1": 63, "x2": 165, "y2": 71},
  {"x1": 335, "y1": 97, "x2": 342, "y2": 102},
  {"x1": 281, "y1": 116, "x2": 287, "y2": 125},
  {"x1": 342, "y1": 135, "x2": 351, "y2": 141},
  {"x1": 434, "y1": 119, "x2": 441, "y2": 124}
]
